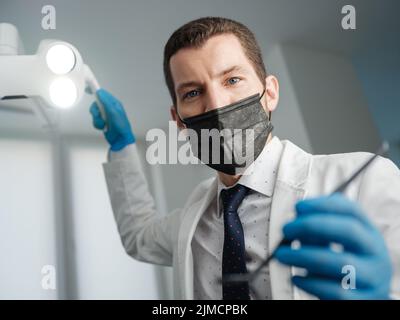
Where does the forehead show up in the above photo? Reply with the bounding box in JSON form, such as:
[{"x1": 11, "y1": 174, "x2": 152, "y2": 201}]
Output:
[{"x1": 170, "y1": 34, "x2": 255, "y2": 88}]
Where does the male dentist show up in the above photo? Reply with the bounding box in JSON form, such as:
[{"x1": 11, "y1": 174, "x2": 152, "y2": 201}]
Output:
[{"x1": 90, "y1": 17, "x2": 400, "y2": 300}]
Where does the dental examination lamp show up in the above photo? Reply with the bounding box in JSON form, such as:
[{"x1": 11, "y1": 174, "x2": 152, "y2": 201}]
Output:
[{"x1": 0, "y1": 23, "x2": 107, "y2": 129}]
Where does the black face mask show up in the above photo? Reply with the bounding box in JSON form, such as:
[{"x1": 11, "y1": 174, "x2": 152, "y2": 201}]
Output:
[{"x1": 179, "y1": 91, "x2": 273, "y2": 175}]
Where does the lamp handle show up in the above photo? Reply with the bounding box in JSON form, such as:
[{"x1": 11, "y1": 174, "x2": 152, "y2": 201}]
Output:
[{"x1": 84, "y1": 65, "x2": 107, "y2": 132}]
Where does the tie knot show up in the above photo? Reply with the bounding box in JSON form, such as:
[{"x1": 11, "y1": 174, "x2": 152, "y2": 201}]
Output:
[{"x1": 220, "y1": 184, "x2": 249, "y2": 213}]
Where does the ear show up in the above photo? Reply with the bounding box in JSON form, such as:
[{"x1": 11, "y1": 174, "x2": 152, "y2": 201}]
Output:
[
  {"x1": 170, "y1": 105, "x2": 186, "y2": 130},
  {"x1": 263, "y1": 75, "x2": 279, "y2": 113}
]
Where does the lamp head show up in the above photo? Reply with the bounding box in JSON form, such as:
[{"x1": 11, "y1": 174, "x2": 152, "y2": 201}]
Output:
[{"x1": 0, "y1": 36, "x2": 94, "y2": 110}]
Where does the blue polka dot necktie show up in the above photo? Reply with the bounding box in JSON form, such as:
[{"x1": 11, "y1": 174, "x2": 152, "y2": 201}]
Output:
[{"x1": 220, "y1": 184, "x2": 250, "y2": 300}]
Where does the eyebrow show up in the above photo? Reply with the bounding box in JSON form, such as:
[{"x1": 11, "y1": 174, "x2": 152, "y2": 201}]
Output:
[{"x1": 176, "y1": 65, "x2": 245, "y2": 94}]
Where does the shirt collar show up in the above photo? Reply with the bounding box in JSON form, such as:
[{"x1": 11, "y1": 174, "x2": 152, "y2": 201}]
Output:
[{"x1": 216, "y1": 136, "x2": 283, "y2": 217}]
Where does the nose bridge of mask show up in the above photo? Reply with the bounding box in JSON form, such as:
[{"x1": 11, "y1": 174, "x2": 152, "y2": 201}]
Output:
[{"x1": 180, "y1": 90, "x2": 265, "y2": 126}]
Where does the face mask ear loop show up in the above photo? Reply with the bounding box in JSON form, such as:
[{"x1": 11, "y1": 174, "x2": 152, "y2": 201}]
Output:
[
  {"x1": 259, "y1": 89, "x2": 266, "y2": 100},
  {"x1": 259, "y1": 89, "x2": 272, "y2": 121}
]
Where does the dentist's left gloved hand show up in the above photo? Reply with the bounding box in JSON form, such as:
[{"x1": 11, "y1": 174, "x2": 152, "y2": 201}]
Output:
[{"x1": 275, "y1": 193, "x2": 392, "y2": 299}]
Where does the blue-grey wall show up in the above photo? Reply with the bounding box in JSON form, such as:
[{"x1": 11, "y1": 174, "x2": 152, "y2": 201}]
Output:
[{"x1": 353, "y1": 41, "x2": 400, "y2": 166}]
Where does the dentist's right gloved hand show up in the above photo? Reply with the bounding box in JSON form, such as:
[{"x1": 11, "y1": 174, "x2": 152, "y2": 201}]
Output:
[{"x1": 90, "y1": 89, "x2": 136, "y2": 151}]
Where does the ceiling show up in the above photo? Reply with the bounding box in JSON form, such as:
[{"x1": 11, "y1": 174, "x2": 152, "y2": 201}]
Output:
[{"x1": 0, "y1": 0, "x2": 398, "y2": 137}]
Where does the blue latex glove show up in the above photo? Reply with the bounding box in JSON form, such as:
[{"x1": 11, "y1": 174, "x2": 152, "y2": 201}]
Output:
[
  {"x1": 275, "y1": 193, "x2": 392, "y2": 299},
  {"x1": 90, "y1": 89, "x2": 135, "y2": 151}
]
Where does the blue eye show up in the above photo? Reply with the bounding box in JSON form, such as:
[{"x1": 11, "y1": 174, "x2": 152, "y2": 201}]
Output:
[
  {"x1": 183, "y1": 89, "x2": 200, "y2": 100},
  {"x1": 227, "y1": 77, "x2": 240, "y2": 85}
]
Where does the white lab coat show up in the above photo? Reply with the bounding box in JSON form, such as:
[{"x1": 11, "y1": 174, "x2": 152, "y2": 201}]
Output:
[{"x1": 102, "y1": 139, "x2": 400, "y2": 299}]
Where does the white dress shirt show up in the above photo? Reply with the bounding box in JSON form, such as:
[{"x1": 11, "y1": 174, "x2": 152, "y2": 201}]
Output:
[{"x1": 191, "y1": 136, "x2": 284, "y2": 299}]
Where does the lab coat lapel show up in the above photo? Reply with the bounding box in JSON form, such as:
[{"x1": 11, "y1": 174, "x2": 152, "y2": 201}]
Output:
[
  {"x1": 177, "y1": 177, "x2": 218, "y2": 299},
  {"x1": 268, "y1": 140, "x2": 312, "y2": 299}
]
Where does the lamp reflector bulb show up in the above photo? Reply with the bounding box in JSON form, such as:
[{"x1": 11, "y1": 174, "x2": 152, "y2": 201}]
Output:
[
  {"x1": 46, "y1": 44, "x2": 76, "y2": 75},
  {"x1": 49, "y1": 78, "x2": 78, "y2": 108}
]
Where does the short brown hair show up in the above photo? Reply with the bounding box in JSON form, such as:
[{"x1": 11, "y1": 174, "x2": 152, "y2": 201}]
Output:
[{"x1": 163, "y1": 17, "x2": 267, "y2": 106}]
